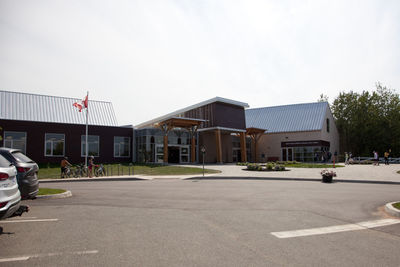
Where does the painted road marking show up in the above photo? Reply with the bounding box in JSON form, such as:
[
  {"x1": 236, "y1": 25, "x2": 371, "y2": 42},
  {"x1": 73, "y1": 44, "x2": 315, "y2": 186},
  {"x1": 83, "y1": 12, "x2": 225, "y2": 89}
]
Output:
[
  {"x1": 271, "y1": 219, "x2": 400, "y2": 239},
  {"x1": 8, "y1": 216, "x2": 38, "y2": 219},
  {"x1": 1, "y1": 219, "x2": 58, "y2": 223},
  {"x1": 0, "y1": 250, "x2": 98, "y2": 263}
]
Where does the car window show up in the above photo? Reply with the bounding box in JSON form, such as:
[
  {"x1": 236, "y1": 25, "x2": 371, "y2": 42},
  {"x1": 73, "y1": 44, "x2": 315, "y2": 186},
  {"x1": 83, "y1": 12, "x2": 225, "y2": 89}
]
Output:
[
  {"x1": 12, "y1": 151, "x2": 34, "y2": 163},
  {"x1": 0, "y1": 154, "x2": 11, "y2": 167}
]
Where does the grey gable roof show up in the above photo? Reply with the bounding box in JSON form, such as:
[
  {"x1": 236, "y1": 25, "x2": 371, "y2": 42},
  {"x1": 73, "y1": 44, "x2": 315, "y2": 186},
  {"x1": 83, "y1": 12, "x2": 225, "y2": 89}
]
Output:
[
  {"x1": 245, "y1": 102, "x2": 328, "y2": 133},
  {"x1": 0, "y1": 90, "x2": 118, "y2": 126}
]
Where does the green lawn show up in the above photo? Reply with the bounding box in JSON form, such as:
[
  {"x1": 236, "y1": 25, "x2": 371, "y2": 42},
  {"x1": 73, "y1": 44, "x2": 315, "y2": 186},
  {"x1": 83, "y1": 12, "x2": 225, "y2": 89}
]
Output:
[
  {"x1": 393, "y1": 202, "x2": 400, "y2": 210},
  {"x1": 283, "y1": 163, "x2": 344, "y2": 168},
  {"x1": 37, "y1": 163, "x2": 220, "y2": 179},
  {"x1": 38, "y1": 188, "x2": 66, "y2": 195}
]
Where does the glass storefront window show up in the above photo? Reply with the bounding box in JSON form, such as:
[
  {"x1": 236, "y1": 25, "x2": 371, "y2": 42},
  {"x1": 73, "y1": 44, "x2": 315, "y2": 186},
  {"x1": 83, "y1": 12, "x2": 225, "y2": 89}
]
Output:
[
  {"x1": 114, "y1": 136, "x2": 130, "y2": 157},
  {"x1": 45, "y1": 133, "x2": 65, "y2": 156},
  {"x1": 81, "y1": 135, "x2": 99, "y2": 157},
  {"x1": 4, "y1": 131, "x2": 27, "y2": 154}
]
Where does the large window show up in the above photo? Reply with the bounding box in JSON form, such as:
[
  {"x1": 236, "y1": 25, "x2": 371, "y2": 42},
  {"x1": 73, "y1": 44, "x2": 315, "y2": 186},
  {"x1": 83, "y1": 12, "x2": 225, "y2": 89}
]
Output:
[
  {"x1": 45, "y1": 133, "x2": 65, "y2": 156},
  {"x1": 81, "y1": 135, "x2": 100, "y2": 157},
  {"x1": 326, "y1": 118, "x2": 330, "y2": 133},
  {"x1": 4, "y1": 131, "x2": 27, "y2": 154},
  {"x1": 114, "y1": 136, "x2": 130, "y2": 157}
]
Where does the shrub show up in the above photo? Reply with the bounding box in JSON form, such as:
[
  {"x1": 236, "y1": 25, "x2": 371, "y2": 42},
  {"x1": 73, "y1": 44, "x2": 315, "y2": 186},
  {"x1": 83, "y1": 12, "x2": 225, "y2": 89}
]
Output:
[
  {"x1": 266, "y1": 163, "x2": 275, "y2": 171},
  {"x1": 247, "y1": 164, "x2": 262, "y2": 171},
  {"x1": 274, "y1": 165, "x2": 286, "y2": 171}
]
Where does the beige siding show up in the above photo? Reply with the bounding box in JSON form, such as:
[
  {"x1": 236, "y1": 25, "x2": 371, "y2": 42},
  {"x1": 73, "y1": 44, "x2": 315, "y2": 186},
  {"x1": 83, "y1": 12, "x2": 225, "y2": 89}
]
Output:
[
  {"x1": 257, "y1": 131, "x2": 322, "y2": 161},
  {"x1": 256, "y1": 106, "x2": 339, "y2": 161}
]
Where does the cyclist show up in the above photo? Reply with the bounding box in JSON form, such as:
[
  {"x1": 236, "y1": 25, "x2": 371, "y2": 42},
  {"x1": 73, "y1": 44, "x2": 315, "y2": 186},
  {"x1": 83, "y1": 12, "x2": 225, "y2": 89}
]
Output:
[{"x1": 61, "y1": 157, "x2": 72, "y2": 178}]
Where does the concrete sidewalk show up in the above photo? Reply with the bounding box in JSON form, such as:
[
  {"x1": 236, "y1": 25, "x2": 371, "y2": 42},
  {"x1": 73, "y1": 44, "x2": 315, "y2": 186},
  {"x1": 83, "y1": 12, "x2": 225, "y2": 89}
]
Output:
[
  {"x1": 189, "y1": 163, "x2": 400, "y2": 183},
  {"x1": 39, "y1": 163, "x2": 400, "y2": 184}
]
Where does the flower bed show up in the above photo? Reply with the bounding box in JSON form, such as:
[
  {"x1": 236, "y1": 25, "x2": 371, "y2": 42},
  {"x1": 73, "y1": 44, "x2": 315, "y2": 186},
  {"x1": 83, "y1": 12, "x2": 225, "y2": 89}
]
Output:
[{"x1": 245, "y1": 163, "x2": 286, "y2": 172}]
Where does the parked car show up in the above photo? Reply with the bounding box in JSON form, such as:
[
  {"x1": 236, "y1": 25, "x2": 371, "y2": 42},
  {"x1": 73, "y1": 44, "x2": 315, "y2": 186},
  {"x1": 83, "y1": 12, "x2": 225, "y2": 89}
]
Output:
[
  {"x1": 0, "y1": 153, "x2": 21, "y2": 220},
  {"x1": 0, "y1": 148, "x2": 39, "y2": 199}
]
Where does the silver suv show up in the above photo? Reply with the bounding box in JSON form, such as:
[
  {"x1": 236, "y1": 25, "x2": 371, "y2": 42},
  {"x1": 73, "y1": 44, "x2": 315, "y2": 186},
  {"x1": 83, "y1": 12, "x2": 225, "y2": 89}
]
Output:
[{"x1": 0, "y1": 153, "x2": 21, "y2": 220}]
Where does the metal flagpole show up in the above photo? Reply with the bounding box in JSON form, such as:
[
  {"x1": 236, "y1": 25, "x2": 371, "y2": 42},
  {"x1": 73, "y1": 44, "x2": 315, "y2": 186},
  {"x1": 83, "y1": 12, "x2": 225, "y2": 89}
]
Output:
[{"x1": 85, "y1": 91, "x2": 89, "y2": 176}]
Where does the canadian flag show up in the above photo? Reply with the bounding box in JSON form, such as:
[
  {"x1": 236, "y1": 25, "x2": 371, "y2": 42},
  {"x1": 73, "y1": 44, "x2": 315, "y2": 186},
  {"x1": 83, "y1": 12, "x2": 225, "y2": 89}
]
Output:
[{"x1": 73, "y1": 95, "x2": 88, "y2": 112}]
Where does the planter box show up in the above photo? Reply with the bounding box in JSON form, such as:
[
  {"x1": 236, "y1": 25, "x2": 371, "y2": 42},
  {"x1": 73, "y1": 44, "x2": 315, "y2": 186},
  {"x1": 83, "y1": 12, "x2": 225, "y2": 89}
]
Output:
[{"x1": 322, "y1": 175, "x2": 333, "y2": 183}]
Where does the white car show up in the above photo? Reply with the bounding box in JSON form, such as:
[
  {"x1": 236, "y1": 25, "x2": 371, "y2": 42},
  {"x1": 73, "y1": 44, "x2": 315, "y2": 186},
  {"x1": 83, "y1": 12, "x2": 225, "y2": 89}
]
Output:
[{"x1": 0, "y1": 153, "x2": 21, "y2": 220}]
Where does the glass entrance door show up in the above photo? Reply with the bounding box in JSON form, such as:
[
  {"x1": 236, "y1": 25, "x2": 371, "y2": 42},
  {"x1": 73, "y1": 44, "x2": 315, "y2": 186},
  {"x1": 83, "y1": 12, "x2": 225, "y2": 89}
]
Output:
[
  {"x1": 288, "y1": 148, "x2": 293, "y2": 161},
  {"x1": 282, "y1": 148, "x2": 293, "y2": 161}
]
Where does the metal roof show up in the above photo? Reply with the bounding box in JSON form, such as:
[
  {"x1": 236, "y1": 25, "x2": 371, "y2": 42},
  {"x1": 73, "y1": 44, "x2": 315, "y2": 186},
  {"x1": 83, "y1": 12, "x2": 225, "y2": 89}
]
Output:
[
  {"x1": 0, "y1": 90, "x2": 118, "y2": 126},
  {"x1": 135, "y1": 96, "x2": 249, "y2": 128},
  {"x1": 245, "y1": 102, "x2": 329, "y2": 133}
]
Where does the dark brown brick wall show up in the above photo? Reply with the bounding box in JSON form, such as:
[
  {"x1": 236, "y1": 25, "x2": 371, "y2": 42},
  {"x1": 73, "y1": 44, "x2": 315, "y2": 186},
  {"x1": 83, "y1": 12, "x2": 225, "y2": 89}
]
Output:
[{"x1": 0, "y1": 119, "x2": 133, "y2": 164}]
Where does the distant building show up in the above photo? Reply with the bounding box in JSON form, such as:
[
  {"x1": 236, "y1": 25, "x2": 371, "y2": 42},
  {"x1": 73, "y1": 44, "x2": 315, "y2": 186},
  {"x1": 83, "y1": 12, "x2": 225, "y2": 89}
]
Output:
[
  {"x1": 0, "y1": 91, "x2": 339, "y2": 164},
  {"x1": 246, "y1": 102, "x2": 339, "y2": 162}
]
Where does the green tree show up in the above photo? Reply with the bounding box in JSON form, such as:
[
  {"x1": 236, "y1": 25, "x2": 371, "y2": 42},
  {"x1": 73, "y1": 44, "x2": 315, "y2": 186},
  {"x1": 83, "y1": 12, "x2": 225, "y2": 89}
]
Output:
[{"x1": 331, "y1": 83, "x2": 400, "y2": 157}]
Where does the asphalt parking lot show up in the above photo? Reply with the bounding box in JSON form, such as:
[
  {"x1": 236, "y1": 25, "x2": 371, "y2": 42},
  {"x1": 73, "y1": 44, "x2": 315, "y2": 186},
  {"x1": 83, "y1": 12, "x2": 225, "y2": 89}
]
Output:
[{"x1": 1, "y1": 178, "x2": 400, "y2": 266}]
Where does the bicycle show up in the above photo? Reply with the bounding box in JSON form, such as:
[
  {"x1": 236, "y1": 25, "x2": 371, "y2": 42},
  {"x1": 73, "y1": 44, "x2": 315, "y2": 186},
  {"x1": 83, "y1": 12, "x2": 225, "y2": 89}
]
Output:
[
  {"x1": 73, "y1": 163, "x2": 87, "y2": 178},
  {"x1": 94, "y1": 164, "x2": 106, "y2": 177},
  {"x1": 61, "y1": 165, "x2": 72, "y2": 178}
]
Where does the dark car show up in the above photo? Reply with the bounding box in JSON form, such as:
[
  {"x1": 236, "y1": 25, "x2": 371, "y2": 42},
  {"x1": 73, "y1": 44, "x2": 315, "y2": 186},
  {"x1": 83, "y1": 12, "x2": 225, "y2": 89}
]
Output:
[{"x1": 0, "y1": 148, "x2": 39, "y2": 199}]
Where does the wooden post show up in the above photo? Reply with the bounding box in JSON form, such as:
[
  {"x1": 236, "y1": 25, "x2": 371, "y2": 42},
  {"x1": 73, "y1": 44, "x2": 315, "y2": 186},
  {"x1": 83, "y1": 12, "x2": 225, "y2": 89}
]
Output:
[
  {"x1": 191, "y1": 136, "x2": 196, "y2": 163},
  {"x1": 215, "y1": 129, "x2": 222, "y2": 163},
  {"x1": 240, "y1": 132, "x2": 247, "y2": 162},
  {"x1": 253, "y1": 138, "x2": 257, "y2": 163},
  {"x1": 163, "y1": 134, "x2": 168, "y2": 163}
]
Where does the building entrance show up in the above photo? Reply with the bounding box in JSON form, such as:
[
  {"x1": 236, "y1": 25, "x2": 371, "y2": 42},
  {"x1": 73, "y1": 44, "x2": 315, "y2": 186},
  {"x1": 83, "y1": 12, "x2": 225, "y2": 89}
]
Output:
[{"x1": 168, "y1": 146, "x2": 180, "y2": 163}]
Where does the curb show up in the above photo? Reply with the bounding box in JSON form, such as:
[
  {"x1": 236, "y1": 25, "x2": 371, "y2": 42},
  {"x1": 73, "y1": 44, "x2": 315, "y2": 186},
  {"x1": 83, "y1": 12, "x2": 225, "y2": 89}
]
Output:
[
  {"x1": 39, "y1": 177, "x2": 147, "y2": 183},
  {"x1": 385, "y1": 202, "x2": 400, "y2": 218},
  {"x1": 36, "y1": 190, "x2": 72, "y2": 199}
]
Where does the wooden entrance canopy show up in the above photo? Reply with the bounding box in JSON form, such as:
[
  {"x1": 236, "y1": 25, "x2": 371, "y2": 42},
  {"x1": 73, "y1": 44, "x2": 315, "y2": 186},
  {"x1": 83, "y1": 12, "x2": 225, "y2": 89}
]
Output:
[
  {"x1": 246, "y1": 127, "x2": 266, "y2": 163},
  {"x1": 157, "y1": 117, "x2": 205, "y2": 164}
]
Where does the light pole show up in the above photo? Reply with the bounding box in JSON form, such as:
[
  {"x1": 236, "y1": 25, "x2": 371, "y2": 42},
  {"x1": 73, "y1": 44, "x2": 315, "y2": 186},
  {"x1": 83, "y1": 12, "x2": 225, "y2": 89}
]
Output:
[{"x1": 201, "y1": 146, "x2": 206, "y2": 177}]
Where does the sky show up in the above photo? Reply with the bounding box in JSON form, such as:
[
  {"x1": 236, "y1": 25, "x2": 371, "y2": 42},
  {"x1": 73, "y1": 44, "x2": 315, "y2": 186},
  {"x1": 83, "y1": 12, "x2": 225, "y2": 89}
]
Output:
[{"x1": 1, "y1": 0, "x2": 399, "y2": 126}]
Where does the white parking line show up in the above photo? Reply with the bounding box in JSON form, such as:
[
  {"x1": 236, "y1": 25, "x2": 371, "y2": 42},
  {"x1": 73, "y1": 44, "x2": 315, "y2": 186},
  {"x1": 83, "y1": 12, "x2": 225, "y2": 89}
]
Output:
[
  {"x1": 1, "y1": 219, "x2": 58, "y2": 223},
  {"x1": 0, "y1": 256, "x2": 30, "y2": 263},
  {"x1": 0, "y1": 250, "x2": 98, "y2": 263},
  {"x1": 8, "y1": 217, "x2": 37, "y2": 219},
  {"x1": 271, "y1": 219, "x2": 400, "y2": 239}
]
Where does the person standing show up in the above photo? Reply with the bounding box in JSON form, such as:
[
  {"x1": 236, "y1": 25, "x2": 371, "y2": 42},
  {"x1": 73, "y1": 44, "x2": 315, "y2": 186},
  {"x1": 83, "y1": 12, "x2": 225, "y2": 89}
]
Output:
[
  {"x1": 373, "y1": 151, "x2": 379, "y2": 166},
  {"x1": 88, "y1": 156, "x2": 94, "y2": 178},
  {"x1": 384, "y1": 150, "x2": 390, "y2": 165},
  {"x1": 345, "y1": 152, "x2": 349, "y2": 165}
]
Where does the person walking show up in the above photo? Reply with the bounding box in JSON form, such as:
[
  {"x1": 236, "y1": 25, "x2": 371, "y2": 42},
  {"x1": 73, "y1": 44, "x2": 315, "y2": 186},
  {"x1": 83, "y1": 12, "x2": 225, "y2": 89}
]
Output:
[
  {"x1": 384, "y1": 150, "x2": 390, "y2": 165},
  {"x1": 345, "y1": 152, "x2": 349, "y2": 165}
]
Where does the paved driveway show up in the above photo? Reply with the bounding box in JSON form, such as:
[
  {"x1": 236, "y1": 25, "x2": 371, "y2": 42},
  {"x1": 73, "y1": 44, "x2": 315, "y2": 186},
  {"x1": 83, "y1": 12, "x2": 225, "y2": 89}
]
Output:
[
  {"x1": 1, "y1": 179, "x2": 400, "y2": 266},
  {"x1": 187, "y1": 163, "x2": 400, "y2": 183}
]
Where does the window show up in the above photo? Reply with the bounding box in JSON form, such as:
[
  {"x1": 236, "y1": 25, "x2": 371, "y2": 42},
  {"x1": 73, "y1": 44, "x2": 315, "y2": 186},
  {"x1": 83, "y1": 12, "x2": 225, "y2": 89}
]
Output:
[
  {"x1": 45, "y1": 133, "x2": 65, "y2": 156},
  {"x1": 326, "y1": 118, "x2": 330, "y2": 133},
  {"x1": 4, "y1": 131, "x2": 27, "y2": 154},
  {"x1": 114, "y1": 136, "x2": 130, "y2": 157},
  {"x1": 81, "y1": 135, "x2": 100, "y2": 157}
]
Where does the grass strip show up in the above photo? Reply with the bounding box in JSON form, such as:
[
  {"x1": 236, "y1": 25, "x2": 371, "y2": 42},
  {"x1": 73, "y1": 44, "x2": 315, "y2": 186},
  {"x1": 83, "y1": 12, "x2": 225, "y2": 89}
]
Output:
[
  {"x1": 393, "y1": 202, "x2": 400, "y2": 210},
  {"x1": 37, "y1": 163, "x2": 220, "y2": 179},
  {"x1": 284, "y1": 163, "x2": 344, "y2": 168},
  {"x1": 38, "y1": 188, "x2": 66, "y2": 195}
]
